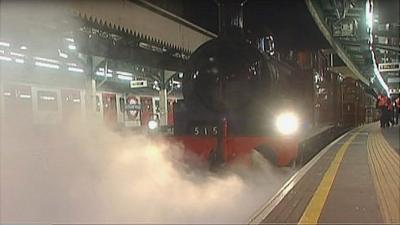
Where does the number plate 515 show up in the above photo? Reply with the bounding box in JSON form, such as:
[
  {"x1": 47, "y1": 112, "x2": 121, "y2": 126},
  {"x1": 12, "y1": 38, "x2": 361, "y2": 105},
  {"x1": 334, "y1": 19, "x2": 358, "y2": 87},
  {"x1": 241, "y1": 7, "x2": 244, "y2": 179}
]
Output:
[{"x1": 193, "y1": 126, "x2": 218, "y2": 136}]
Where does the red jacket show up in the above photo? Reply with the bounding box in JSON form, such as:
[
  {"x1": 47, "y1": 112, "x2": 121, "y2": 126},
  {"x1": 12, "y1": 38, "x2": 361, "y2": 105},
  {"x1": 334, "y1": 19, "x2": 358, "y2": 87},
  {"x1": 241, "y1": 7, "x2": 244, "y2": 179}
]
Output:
[{"x1": 378, "y1": 95, "x2": 387, "y2": 107}]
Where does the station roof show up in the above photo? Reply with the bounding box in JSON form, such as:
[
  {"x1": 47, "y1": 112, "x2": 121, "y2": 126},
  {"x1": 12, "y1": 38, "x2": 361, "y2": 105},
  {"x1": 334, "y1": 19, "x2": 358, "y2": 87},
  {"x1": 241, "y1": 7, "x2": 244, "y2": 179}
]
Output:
[{"x1": 305, "y1": 0, "x2": 399, "y2": 96}]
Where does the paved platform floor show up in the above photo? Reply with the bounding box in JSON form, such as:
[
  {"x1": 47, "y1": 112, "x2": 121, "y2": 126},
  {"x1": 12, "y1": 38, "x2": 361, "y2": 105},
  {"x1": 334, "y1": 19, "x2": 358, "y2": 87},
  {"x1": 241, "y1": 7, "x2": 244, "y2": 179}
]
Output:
[
  {"x1": 255, "y1": 123, "x2": 400, "y2": 224},
  {"x1": 382, "y1": 125, "x2": 400, "y2": 154}
]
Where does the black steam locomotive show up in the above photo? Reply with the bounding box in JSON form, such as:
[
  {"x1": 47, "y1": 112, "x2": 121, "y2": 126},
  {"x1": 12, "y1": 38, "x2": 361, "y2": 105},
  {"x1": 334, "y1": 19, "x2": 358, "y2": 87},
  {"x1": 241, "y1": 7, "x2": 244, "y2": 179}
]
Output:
[{"x1": 169, "y1": 0, "x2": 313, "y2": 167}]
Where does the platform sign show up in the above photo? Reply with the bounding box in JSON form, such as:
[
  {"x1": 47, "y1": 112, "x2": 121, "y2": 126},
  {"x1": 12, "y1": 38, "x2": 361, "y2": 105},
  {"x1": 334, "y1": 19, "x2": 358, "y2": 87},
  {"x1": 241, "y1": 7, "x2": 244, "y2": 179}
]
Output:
[
  {"x1": 130, "y1": 80, "x2": 147, "y2": 88},
  {"x1": 378, "y1": 62, "x2": 400, "y2": 72}
]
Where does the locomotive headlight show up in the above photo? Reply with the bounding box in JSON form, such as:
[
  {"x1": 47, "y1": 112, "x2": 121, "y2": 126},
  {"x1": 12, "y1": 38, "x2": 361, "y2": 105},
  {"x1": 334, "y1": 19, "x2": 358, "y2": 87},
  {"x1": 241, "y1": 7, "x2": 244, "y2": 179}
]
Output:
[
  {"x1": 275, "y1": 112, "x2": 299, "y2": 135},
  {"x1": 148, "y1": 120, "x2": 158, "y2": 130}
]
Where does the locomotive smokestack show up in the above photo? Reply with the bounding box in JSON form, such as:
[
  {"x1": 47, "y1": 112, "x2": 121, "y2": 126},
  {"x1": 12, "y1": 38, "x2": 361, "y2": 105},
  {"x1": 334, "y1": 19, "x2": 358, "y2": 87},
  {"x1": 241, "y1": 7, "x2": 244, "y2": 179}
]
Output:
[{"x1": 215, "y1": 0, "x2": 247, "y2": 34}]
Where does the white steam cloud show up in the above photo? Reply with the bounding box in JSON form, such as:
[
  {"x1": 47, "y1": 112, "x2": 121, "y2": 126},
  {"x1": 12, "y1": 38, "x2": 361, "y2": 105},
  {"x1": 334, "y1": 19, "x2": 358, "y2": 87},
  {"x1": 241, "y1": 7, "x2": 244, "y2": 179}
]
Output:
[{"x1": 1, "y1": 119, "x2": 293, "y2": 224}]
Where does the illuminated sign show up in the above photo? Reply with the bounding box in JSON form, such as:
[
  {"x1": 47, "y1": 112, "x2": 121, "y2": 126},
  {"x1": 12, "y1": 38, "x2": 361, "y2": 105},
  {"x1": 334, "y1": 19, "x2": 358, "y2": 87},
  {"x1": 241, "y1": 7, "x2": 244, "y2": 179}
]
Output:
[
  {"x1": 378, "y1": 62, "x2": 400, "y2": 72},
  {"x1": 130, "y1": 80, "x2": 147, "y2": 88}
]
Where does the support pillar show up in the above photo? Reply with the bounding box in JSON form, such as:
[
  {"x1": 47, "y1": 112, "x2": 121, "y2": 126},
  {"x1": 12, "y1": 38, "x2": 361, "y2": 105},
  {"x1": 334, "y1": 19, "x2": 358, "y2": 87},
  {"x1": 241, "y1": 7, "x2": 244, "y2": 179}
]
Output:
[
  {"x1": 158, "y1": 71, "x2": 168, "y2": 126},
  {"x1": 85, "y1": 55, "x2": 97, "y2": 117},
  {"x1": 159, "y1": 88, "x2": 168, "y2": 126}
]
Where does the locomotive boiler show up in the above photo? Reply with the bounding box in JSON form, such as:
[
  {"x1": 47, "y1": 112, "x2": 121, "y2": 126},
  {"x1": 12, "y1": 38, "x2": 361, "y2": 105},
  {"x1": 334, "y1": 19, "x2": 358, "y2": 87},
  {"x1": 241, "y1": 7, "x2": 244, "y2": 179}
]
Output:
[{"x1": 170, "y1": 0, "x2": 313, "y2": 167}]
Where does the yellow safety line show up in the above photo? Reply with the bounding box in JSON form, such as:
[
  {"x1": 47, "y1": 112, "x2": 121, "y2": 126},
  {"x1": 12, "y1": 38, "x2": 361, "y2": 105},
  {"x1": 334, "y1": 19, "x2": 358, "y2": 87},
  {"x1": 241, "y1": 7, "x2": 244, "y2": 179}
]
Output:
[
  {"x1": 298, "y1": 131, "x2": 359, "y2": 225},
  {"x1": 368, "y1": 129, "x2": 400, "y2": 224},
  {"x1": 372, "y1": 136, "x2": 399, "y2": 198},
  {"x1": 368, "y1": 136, "x2": 395, "y2": 221},
  {"x1": 377, "y1": 131, "x2": 400, "y2": 162}
]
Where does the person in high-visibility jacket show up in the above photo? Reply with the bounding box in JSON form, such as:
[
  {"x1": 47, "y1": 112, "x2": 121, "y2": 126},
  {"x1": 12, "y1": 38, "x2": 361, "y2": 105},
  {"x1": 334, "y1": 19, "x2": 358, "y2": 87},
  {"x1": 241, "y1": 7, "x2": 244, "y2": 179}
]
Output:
[
  {"x1": 395, "y1": 96, "x2": 400, "y2": 125},
  {"x1": 377, "y1": 94, "x2": 388, "y2": 128},
  {"x1": 387, "y1": 98, "x2": 394, "y2": 127}
]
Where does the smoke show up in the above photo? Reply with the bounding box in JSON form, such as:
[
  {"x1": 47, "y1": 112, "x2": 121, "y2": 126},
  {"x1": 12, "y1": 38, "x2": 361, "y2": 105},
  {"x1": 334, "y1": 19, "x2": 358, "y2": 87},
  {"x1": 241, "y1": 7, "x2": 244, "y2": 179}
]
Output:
[{"x1": 1, "y1": 118, "x2": 293, "y2": 224}]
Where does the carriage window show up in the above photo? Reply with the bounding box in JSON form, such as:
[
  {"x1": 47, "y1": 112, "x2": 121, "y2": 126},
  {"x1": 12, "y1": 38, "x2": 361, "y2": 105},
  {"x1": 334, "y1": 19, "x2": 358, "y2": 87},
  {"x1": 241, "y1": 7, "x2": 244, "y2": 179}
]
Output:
[{"x1": 37, "y1": 91, "x2": 58, "y2": 111}]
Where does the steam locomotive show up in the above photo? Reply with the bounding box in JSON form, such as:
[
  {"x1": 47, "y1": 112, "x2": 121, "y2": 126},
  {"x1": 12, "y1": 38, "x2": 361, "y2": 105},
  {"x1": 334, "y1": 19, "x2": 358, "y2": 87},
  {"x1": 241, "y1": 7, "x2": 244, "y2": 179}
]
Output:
[{"x1": 169, "y1": 1, "x2": 313, "y2": 167}]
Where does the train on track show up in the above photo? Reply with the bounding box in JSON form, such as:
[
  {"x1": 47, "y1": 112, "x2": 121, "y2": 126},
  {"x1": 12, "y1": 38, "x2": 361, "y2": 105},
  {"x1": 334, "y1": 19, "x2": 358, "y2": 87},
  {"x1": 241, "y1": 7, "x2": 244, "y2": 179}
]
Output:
[{"x1": 167, "y1": 0, "x2": 378, "y2": 167}]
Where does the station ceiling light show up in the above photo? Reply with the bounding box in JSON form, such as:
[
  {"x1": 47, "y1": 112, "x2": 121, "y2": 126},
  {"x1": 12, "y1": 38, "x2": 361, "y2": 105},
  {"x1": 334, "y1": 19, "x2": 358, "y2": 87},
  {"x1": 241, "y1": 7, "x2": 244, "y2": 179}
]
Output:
[
  {"x1": 118, "y1": 75, "x2": 133, "y2": 80},
  {"x1": 68, "y1": 44, "x2": 77, "y2": 50},
  {"x1": 68, "y1": 67, "x2": 84, "y2": 73},
  {"x1": 10, "y1": 52, "x2": 24, "y2": 57},
  {"x1": 65, "y1": 38, "x2": 75, "y2": 43},
  {"x1": 0, "y1": 56, "x2": 12, "y2": 61},
  {"x1": 116, "y1": 71, "x2": 133, "y2": 76},
  {"x1": 96, "y1": 71, "x2": 113, "y2": 77},
  {"x1": 15, "y1": 58, "x2": 24, "y2": 64},
  {"x1": 35, "y1": 61, "x2": 60, "y2": 69},
  {"x1": 34, "y1": 57, "x2": 59, "y2": 64},
  {"x1": 19, "y1": 94, "x2": 31, "y2": 99},
  {"x1": 0, "y1": 41, "x2": 10, "y2": 47}
]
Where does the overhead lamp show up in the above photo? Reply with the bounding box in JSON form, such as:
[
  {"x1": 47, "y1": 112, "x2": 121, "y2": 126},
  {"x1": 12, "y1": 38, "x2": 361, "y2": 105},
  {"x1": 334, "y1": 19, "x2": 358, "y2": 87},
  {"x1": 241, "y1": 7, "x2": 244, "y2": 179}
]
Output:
[
  {"x1": 116, "y1": 71, "x2": 133, "y2": 76},
  {"x1": 118, "y1": 75, "x2": 133, "y2": 81},
  {"x1": 19, "y1": 94, "x2": 31, "y2": 99},
  {"x1": 99, "y1": 68, "x2": 113, "y2": 72},
  {"x1": 20, "y1": 46, "x2": 27, "y2": 50},
  {"x1": 96, "y1": 71, "x2": 112, "y2": 77},
  {"x1": 65, "y1": 38, "x2": 75, "y2": 42},
  {"x1": 0, "y1": 41, "x2": 10, "y2": 47},
  {"x1": 68, "y1": 67, "x2": 84, "y2": 73},
  {"x1": 35, "y1": 61, "x2": 60, "y2": 69},
  {"x1": 40, "y1": 96, "x2": 56, "y2": 101},
  {"x1": 34, "y1": 57, "x2": 59, "y2": 63},
  {"x1": 15, "y1": 58, "x2": 24, "y2": 64},
  {"x1": 96, "y1": 71, "x2": 105, "y2": 76},
  {"x1": 10, "y1": 52, "x2": 24, "y2": 57},
  {"x1": 0, "y1": 56, "x2": 12, "y2": 61},
  {"x1": 68, "y1": 44, "x2": 77, "y2": 50}
]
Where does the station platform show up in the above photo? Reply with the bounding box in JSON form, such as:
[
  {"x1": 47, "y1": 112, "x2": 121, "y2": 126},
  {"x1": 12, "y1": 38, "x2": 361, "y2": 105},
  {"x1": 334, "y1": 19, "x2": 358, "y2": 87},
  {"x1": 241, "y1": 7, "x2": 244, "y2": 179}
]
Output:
[{"x1": 249, "y1": 122, "x2": 400, "y2": 224}]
